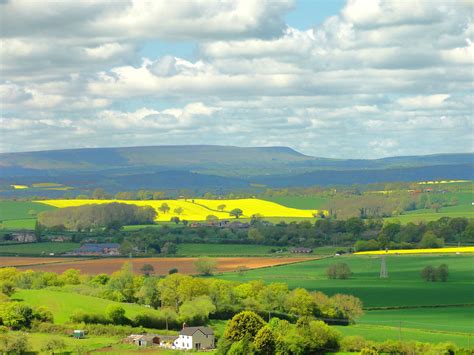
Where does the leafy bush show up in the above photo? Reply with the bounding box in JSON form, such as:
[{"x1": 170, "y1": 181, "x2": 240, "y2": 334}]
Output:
[{"x1": 326, "y1": 263, "x2": 352, "y2": 279}]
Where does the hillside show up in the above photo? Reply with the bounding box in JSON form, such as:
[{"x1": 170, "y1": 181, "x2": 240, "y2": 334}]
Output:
[{"x1": 1, "y1": 145, "x2": 472, "y2": 194}]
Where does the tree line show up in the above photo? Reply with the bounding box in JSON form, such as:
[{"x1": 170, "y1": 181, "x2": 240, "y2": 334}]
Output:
[{"x1": 37, "y1": 203, "x2": 156, "y2": 231}]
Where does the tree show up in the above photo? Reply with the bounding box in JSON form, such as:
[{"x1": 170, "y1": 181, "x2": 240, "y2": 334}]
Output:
[
  {"x1": 224, "y1": 311, "x2": 266, "y2": 342},
  {"x1": 174, "y1": 207, "x2": 184, "y2": 215},
  {"x1": 331, "y1": 294, "x2": 364, "y2": 322},
  {"x1": 92, "y1": 188, "x2": 107, "y2": 199},
  {"x1": 217, "y1": 204, "x2": 226, "y2": 212},
  {"x1": 41, "y1": 337, "x2": 66, "y2": 354},
  {"x1": 140, "y1": 264, "x2": 154, "y2": 276},
  {"x1": 178, "y1": 295, "x2": 216, "y2": 324},
  {"x1": 194, "y1": 258, "x2": 217, "y2": 276},
  {"x1": 419, "y1": 231, "x2": 444, "y2": 248},
  {"x1": 421, "y1": 265, "x2": 437, "y2": 282},
  {"x1": 326, "y1": 263, "x2": 352, "y2": 279},
  {"x1": 229, "y1": 208, "x2": 243, "y2": 219},
  {"x1": 0, "y1": 281, "x2": 15, "y2": 297},
  {"x1": 0, "y1": 302, "x2": 34, "y2": 329},
  {"x1": 436, "y1": 264, "x2": 449, "y2": 282},
  {"x1": 106, "y1": 304, "x2": 128, "y2": 325},
  {"x1": 170, "y1": 216, "x2": 180, "y2": 224},
  {"x1": 59, "y1": 269, "x2": 81, "y2": 285},
  {"x1": 159, "y1": 203, "x2": 170, "y2": 214},
  {"x1": 162, "y1": 242, "x2": 177, "y2": 255},
  {"x1": 206, "y1": 214, "x2": 218, "y2": 222},
  {"x1": 253, "y1": 326, "x2": 276, "y2": 354},
  {"x1": 0, "y1": 333, "x2": 29, "y2": 353},
  {"x1": 285, "y1": 288, "x2": 314, "y2": 316}
]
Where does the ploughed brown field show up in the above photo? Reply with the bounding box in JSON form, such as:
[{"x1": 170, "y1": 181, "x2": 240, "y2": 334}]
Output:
[
  {"x1": 0, "y1": 257, "x2": 81, "y2": 267},
  {"x1": 8, "y1": 257, "x2": 313, "y2": 274}
]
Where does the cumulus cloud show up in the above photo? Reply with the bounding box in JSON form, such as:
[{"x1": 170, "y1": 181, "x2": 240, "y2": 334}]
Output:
[{"x1": 0, "y1": 0, "x2": 472, "y2": 158}]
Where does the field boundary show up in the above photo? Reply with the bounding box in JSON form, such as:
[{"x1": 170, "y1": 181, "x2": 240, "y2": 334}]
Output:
[{"x1": 365, "y1": 303, "x2": 474, "y2": 311}]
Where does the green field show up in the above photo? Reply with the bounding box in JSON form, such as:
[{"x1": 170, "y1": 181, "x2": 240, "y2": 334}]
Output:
[
  {"x1": 0, "y1": 242, "x2": 79, "y2": 255},
  {"x1": 18, "y1": 332, "x2": 120, "y2": 353},
  {"x1": 217, "y1": 254, "x2": 474, "y2": 308},
  {"x1": 265, "y1": 196, "x2": 329, "y2": 210},
  {"x1": 1, "y1": 218, "x2": 37, "y2": 229},
  {"x1": 13, "y1": 289, "x2": 166, "y2": 324},
  {"x1": 217, "y1": 253, "x2": 474, "y2": 347},
  {"x1": 0, "y1": 200, "x2": 56, "y2": 220},
  {"x1": 336, "y1": 324, "x2": 473, "y2": 348},
  {"x1": 176, "y1": 243, "x2": 276, "y2": 256}
]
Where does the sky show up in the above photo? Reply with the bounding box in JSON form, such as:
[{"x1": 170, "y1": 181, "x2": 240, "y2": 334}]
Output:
[{"x1": 0, "y1": 0, "x2": 472, "y2": 158}]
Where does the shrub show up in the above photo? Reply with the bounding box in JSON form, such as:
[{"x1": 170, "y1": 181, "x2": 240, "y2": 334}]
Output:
[
  {"x1": 41, "y1": 337, "x2": 66, "y2": 353},
  {"x1": 436, "y1": 264, "x2": 449, "y2": 282},
  {"x1": 224, "y1": 311, "x2": 266, "y2": 342},
  {"x1": 253, "y1": 326, "x2": 276, "y2": 354},
  {"x1": 0, "y1": 332, "x2": 29, "y2": 353}
]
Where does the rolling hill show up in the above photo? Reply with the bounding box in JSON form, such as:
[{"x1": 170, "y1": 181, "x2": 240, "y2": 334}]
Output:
[{"x1": 0, "y1": 145, "x2": 472, "y2": 194}]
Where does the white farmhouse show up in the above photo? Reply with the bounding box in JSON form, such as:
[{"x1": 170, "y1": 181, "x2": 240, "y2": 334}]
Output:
[{"x1": 173, "y1": 326, "x2": 214, "y2": 350}]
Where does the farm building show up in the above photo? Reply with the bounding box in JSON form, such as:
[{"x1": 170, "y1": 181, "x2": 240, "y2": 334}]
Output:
[
  {"x1": 124, "y1": 334, "x2": 161, "y2": 347},
  {"x1": 11, "y1": 231, "x2": 36, "y2": 243},
  {"x1": 48, "y1": 235, "x2": 72, "y2": 242},
  {"x1": 290, "y1": 247, "x2": 313, "y2": 253},
  {"x1": 173, "y1": 326, "x2": 214, "y2": 350},
  {"x1": 71, "y1": 243, "x2": 120, "y2": 256}
]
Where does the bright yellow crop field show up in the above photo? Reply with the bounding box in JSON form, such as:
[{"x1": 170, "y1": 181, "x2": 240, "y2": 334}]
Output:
[
  {"x1": 37, "y1": 198, "x2": 321, "y2": 222},
  {"x1": 11, "y1": 184, "x2": 28, "y2": 189},
  {"x1": 355, "y1": 246, "x2": 474, "y2": 255}
]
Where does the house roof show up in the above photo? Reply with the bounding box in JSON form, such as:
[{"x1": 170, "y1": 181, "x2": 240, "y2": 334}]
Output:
[{"x1": 180, "y1": 326, "x2": 214, "y2": 336}]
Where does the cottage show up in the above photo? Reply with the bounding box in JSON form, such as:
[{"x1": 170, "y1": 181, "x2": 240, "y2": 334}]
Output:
[
  {"x1": 173, "y1": 326, "x2": 214, "y2": 350},
  {"x1": 290, "y1": 247, "x2": 313, "y2": 253},
  {"x1": 11, "y1": 231, "x2": 36, "y2": 243}
]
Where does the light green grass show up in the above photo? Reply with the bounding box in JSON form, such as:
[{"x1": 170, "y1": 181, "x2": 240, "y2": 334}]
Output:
[
  {"x1": 1, "y1": 218, "x2": 37, "y2": 229},
  {"x1": 359, "y1": 306, "x2": 474, "y2": 333},
  {"x1": 0, "y1": 200, "x2": 56, "y2": 220},
  {"x1": 217, "y1": 254, "x2": 474, "y2": 308},
  {"x1": 0, "y1": 242, "x2": 79, "y2": 255},
  {"x1": 336, "y1": 324, "x2": 473, "y2": 348},
  {"x1": 265, "y1": 196, "x2": 329, "y2": 210},
  {"x1": 13, "y1": 289, "x2": 166, "y2": 324},
  {"x1": 21, "y1": 331, "x2": 120, "y2": 353}
]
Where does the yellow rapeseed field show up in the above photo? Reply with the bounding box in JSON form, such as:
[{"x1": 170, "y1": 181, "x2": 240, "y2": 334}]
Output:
[
  {"x1": 11, "y1": 184, "x2": 28, "y2": 189},
  {"x1": 355, "y1": 246, "x2": 474, "y2": 255},
  {"x1": 37, "y1": 198, "x2": 321, "y2": 222}
]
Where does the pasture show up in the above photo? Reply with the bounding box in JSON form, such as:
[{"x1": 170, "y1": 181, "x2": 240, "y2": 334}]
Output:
[
  {"x1": 0, "y1": 242, "x2": 79, "y2": 255},
  {"x1": 356, "y1": 246, "x2": 474, "y2": 255},
  {"x1": 265, "y1": 196, "x2": 329, "y2": 210},
  {"x1": 13, "y1": 289, "x2": 167, "y2": 323},
  {"x1": 217, "y1": 254, "x2": 474, "y2": 308},
  {"x1": 0, "y1": 257, "x2": 82, "y2": 267},
  {"x1": 37, "y1": 198, "x2": 321, "y2": 222},
  {"x1": 0, "y1": 200, "x2": 56, "y2": 220},
  {"x1": 13, "y1": 256, "x2": 313, "y2": 275}
]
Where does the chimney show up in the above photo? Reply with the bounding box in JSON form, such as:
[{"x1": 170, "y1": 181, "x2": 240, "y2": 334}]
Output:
[{"x1": 182, "y1": 322, "x2": 187, "y2": 330}]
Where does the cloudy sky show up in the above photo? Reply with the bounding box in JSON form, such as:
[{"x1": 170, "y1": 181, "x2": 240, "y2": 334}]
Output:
[{"x1": 1, "y1": 0, "x2": 472, "y2": 158}]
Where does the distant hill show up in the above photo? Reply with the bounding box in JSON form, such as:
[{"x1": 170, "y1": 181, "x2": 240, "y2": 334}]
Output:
[{"x1": 0, "y1": 145, "x2": 472, "y2": 194}]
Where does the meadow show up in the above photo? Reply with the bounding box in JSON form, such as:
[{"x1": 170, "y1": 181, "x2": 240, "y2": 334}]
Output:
[
  {"x1": 217, "y1": 253, "x2": 474, "y2": 347},
  {"x1": 38, "y1": 198, "x2": 320, "y2": 222},
  {"x1": 356, "y1": 246, "x2": 474, "y2": 255},
  {"x1": 0, "y1": 242, "x2": 79, "y2": 255},
  {"x1": 13, "y1": 289, "x2": 166, "y2": 323},
  {"x1": 217, "y1": 254, "x2": 474, "y2": 308}
]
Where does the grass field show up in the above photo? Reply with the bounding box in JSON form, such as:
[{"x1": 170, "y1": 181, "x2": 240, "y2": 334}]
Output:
[
  {"x1": 356, "y1": 246, "x2": 474, "y2": 255},
  {"x1": 265, "y1": 196, "x2": 329, "y2": 210},
  {"x1": 13, "y1": 289, "x2": 166, "y2": 323},
  {"x1": 38, "y1": 198, "x2": 321, "y2": 222},
  {"x1": 1, "y1": 218, "x2": 37, "y2": 229},
  {"x1": 176, "y1": 244, "x2": 345, "y2": 256},
  {"x1": 217, "y1": 254, "x2": 474, "y2": 308},
  {"x1": 0, "y1": 242, "x2": 79, "y2": 255},
  {"x1": 18, "y1": 332, "x2": 120, "y2": 353},
  {"x1": 0, "y1": 200, "x2": 56, "y2": 220}
]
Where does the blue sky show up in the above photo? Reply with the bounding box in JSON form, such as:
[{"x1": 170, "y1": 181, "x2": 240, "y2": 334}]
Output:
[{"x1": 1, "y1": 0, "x2": 472, "y2": 158}]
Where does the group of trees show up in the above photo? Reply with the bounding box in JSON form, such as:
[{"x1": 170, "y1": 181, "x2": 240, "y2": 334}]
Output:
[
  {"x1": 219, "y1": 311, "x2": 340, "y2": 354},
  {"x1": 354, "y1": 217, "x2": 473, "y2": 251},
  {"x1": 38, "y1": 203, "x2": 156, "y2": 231},
  {"x1": 0, "y1": 264, "x2": 364, "y2": 328},
  {"x1": 421, "y1": 264, "x2": 449, "y2": 282}
]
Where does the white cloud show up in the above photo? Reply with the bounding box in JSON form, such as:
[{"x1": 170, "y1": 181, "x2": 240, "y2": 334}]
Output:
[{"x1": 1, "y1": 0, "x2": 472, "y2": 158}]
